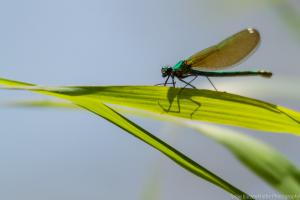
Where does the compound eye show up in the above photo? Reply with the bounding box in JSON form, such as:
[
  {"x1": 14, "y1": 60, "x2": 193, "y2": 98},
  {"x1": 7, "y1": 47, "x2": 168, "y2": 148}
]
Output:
[{"x1": 161, "y1": 66, "x2": 172, "y2": 77}]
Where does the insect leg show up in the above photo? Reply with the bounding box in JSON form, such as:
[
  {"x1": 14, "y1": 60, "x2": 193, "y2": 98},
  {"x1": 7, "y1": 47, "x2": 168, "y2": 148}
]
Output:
[
  {"x1": 206, "y1": 76, "x2": 218, "y2": 91},
  {"x1": 185, "y1": 75, "x2": 198, "y2": 88},
  {"x1": 172, "y1": 76, "x2": 176, "y2": 87},
  {"x1": 163, "y1": 75, "x2": 171, "y2": 86},
  {"x1": 177, "y1": 77, "x2": 197, "y2": 89}
]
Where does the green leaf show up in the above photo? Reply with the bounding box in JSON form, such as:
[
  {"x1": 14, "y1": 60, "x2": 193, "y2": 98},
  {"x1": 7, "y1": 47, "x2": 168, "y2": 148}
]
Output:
[
  {"x1": 114, "y1": 106, "x2": 300, "y2": 197},
  {"x1": 99, "y1": 106, "x2": 300, "y2": 197},
  {"x1": 0, "y1": 77, "x2": 253, "y2": 199},
  {"x1": 102, "y1": 106, "x2": 300, "y2": 196},
  {"x1": 5, "y1": 99, "x2": 78, "y2": 109},
  {"x1": 9, "y1": 99, "x2": 300, "y2": 197},
  {"x1": 188, "y1": 123, "x2": 300, "y2": 196},
  {"x1": 1, "y1": 78, "x2": 300, "y2": 135}
]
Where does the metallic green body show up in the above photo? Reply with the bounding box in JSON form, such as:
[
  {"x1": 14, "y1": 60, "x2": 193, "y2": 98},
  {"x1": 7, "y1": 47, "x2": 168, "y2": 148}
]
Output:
[
  {"x1": 171, "y1": 60, "x2": 191, "y2": 77},
  {"x1": 171, "y1": 59, "x2": 247, "y2": 75},
  {"x1": 190, "y1": 69, "x2": 272, "y2": 78},
  {"x1": 172, "y1": 60, "x2": 185, "y2": 71},
  {"x1": 171, "y1": 60, "x2": 272, "y2": 78}
]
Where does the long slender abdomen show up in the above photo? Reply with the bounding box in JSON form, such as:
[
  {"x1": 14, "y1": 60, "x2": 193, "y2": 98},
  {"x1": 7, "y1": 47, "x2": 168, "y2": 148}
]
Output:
[{"x1": 191, "y1": 70, "x2": 272, "y2": 78}]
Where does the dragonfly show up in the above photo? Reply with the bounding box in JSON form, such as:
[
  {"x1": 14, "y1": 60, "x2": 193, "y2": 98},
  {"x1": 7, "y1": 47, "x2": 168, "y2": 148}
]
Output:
[{"x1": 160, "y1": 28, "x2": 272, "y2": 90}]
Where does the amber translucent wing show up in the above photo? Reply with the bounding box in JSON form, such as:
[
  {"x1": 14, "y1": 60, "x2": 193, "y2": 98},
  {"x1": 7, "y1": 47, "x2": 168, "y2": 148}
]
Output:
[{"x1": 186, "y1": 28, "x2": 260, "y2": 70}]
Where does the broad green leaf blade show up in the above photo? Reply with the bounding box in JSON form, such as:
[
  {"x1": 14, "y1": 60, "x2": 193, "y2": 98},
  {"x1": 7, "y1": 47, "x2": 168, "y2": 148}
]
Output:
[
  {"x1": 2, "y1": 83, "x2": 299, "y2": 135},
  {"x1": 68, "y1": 86, "x2": 300, "y2": 135},
  {"x1": 0, "y1": 77, "x2": 252, "y2": 199},
  {"x1": 4, "y1": 86, "x2": 300, "y2": 135},
  {"x1": 1, "y1": 77, "x2": 300, "y2": 135}
]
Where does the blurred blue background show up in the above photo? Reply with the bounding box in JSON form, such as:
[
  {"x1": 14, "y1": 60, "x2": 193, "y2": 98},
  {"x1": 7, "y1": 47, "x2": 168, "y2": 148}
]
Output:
[{"x1": 1, "y1": 0, "x2": 300, "y2": 199}]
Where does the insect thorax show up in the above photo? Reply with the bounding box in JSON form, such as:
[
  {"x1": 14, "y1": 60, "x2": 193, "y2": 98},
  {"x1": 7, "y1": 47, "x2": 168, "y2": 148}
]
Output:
[{"x1": 172, "y1": 60, "x2": 191, "y2": 77}]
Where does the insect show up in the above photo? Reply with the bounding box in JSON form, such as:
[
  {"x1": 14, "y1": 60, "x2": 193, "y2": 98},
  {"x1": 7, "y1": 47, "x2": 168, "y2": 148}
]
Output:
[{"x1": 160, "y1": 28, "x2": 272, "y2": 90}]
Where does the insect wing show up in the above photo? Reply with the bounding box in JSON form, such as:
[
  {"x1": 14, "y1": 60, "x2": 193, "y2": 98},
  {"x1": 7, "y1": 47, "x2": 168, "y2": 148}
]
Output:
[{"x1": 186, "y1": 28, "x2": 260, "y2": 70}]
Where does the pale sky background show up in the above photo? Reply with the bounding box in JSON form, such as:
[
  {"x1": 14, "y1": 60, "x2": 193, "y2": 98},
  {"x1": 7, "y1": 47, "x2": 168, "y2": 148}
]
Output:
[{"x1": 1, "y1": 0, "x2": 300, "y2": 199}]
